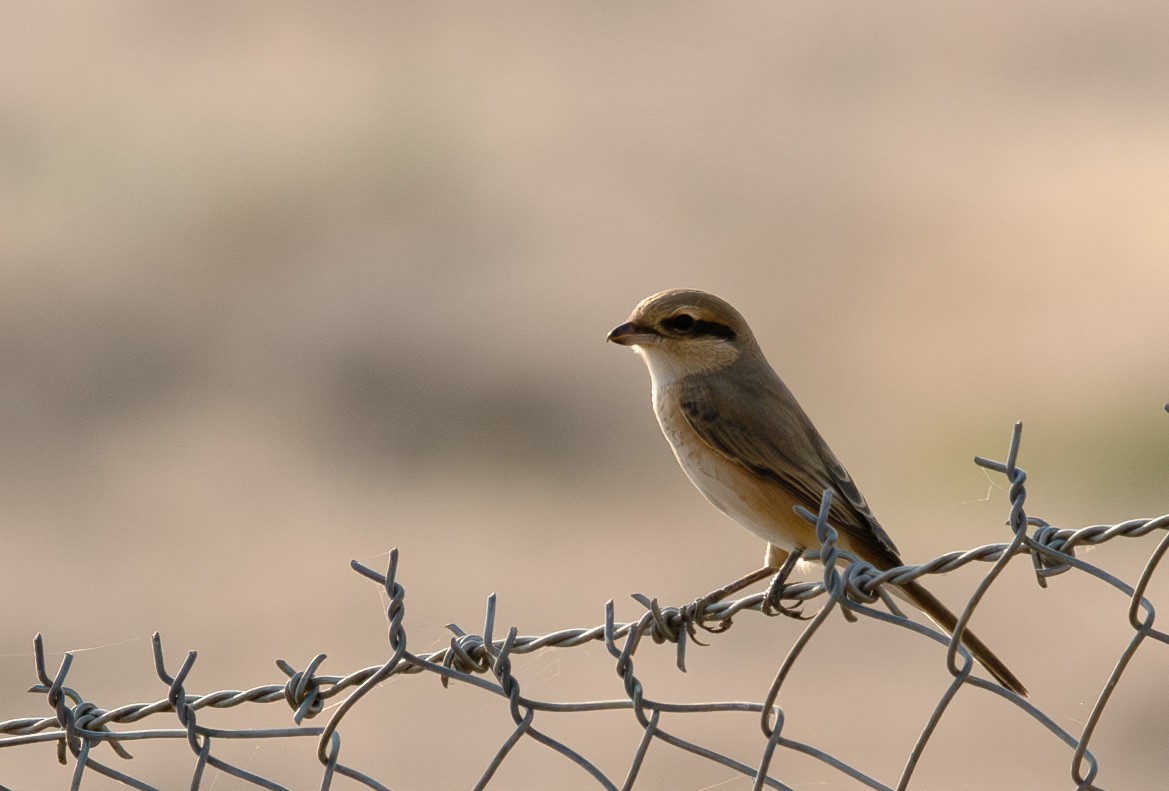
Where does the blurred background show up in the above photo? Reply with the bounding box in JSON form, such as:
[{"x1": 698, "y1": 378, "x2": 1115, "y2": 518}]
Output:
[{"x1": 3, "y1": 3, "x2": 1169, "y2": 788}]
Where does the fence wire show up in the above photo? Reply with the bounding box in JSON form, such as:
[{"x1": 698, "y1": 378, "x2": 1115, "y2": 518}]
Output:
[{"x1": 3, "y1": 421, "x2": 1167, "y2": 790}]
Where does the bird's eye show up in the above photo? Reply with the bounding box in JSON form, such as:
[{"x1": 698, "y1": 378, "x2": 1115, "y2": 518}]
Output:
[{"x1": 662, "y1": 313, "x2": 696, "y2": 333}]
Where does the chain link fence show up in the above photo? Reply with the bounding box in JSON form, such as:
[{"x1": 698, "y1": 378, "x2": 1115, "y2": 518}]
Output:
[{"x1": 2, "y1": 421, "x2": 1166, "y2": 790}]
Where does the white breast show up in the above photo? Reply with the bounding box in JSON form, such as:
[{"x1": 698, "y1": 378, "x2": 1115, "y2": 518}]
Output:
[{"x1": 649, "y1": 378, "x2": 804, "y2": 554}]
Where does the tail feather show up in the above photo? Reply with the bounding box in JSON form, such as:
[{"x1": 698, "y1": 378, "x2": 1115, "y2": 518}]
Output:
[{"x1": 897, "y1": 579, "x2": 1028, "y2": 697}]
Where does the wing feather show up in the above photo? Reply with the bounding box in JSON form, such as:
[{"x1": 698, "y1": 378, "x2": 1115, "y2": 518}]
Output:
[{"x1": 677, "y1": 364, "x2": 901, "y2": 565}]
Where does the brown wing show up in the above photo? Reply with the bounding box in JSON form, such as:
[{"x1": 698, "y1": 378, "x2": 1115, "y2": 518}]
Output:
[
  {"x1": 676, "y1": 360, "x2": 902, "y2": 567},
  {"x1": 676, "y1": 356, "x2": 1029, "y2": 696}
]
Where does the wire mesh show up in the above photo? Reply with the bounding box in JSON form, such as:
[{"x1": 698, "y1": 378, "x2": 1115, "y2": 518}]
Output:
[{"x1": 2, "y1": 421, "x2": 1166, "y2": 790}]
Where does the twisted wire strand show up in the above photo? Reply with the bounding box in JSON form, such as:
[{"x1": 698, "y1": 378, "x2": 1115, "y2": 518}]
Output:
[{"x1": 1, "y1": 422, "x2": 1164, "y2": 790}]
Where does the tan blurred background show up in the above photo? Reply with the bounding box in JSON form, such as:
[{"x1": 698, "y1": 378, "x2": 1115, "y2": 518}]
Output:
[{"x1": 3, "y1": 3, "x2": 1169, "y2": 788}]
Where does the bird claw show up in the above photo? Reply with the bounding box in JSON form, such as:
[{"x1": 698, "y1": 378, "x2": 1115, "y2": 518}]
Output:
[
  {"x1": 761, "y1": 584, "x2": 810, "y2": 620},
  {"x1": 760, "y1": 560, "x2": 811, "y2": 620},
  {"x1": 684, "y1": 594, "x2": 734, "y2": 638}
]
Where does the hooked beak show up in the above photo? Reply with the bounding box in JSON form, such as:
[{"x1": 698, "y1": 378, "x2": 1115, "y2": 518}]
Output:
[{"x1": 607, "y1": 321, "x2": 655, "y2": 346}]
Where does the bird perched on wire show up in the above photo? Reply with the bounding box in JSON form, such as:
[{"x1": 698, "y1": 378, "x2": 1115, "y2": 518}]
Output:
[{"x1": 608, "y1": 288, "x2": 1026, "y2": 696}]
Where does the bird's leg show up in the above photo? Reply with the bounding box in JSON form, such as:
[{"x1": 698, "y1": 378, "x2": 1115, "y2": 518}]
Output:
[
  {"x1": 761, "y1": 548, "x2": 808, "y2": 619},
  {"x1": 697, "y1": 566, "x2": 776, "y2": 607},
  {"x1": 682, "y1": 546, "x2": 785, "y2": 626},
  {"x1": 686, "y1": 565, "x2": 776, "y2": 635},
  {"x1": 687, "y1": 547, "x2": 804, "y2": 634},
  {"x1": 694, "y1": 545, "x2": 800, "y2": 609}
]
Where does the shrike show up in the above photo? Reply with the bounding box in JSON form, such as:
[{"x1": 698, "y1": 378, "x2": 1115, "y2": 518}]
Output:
[{"x1": 608, "y1": 288, "x2": 1026, "y2": 696}]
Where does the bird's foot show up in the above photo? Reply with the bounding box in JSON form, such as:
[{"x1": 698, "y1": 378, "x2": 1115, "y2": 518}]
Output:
[
  {"x1": 761, "y1": 556, "x2": 811, "y2": 620},
  {"x1": 684, "y1": 592, "x2": 734, "y2": 637},
  {"x1": 761, "y1": 583, "x2": 809, "y2": 620}
]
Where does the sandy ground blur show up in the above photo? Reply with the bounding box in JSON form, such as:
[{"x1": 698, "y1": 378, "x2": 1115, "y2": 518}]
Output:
[{"x1": 3, "y1": 3, "x2": 1169, "y2": 789}]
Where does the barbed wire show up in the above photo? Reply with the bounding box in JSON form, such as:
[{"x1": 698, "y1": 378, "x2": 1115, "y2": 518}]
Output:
[{"x1": 2, "y1": 421, "x2": 1167, "y2": 790}]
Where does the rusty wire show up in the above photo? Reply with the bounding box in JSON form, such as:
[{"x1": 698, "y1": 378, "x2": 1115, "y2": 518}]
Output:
[{"x1": 2, "y1": 421, "x2": 1167, "y2": 790}]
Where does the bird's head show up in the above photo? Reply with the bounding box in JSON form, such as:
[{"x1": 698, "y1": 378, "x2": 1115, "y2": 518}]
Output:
[{"x1": 608, "y1": 289, "x2": 758, "y2": 381}]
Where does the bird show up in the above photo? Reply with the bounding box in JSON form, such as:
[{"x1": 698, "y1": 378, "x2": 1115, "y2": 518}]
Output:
[{"x1": 607, "y1": 287, "x2": 1026, "y2": 696}]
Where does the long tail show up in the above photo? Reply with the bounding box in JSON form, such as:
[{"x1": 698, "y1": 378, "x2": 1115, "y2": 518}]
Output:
[{"x1": 898, "y1": 579, "x2": 1028, "y2": 697}]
